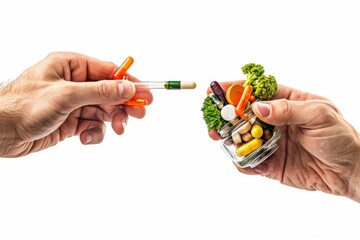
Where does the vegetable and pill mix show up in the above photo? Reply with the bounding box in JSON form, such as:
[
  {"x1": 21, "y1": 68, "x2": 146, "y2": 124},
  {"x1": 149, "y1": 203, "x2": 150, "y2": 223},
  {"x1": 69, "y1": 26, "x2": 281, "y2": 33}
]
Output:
[{"x1": 201, "y1": 63, "x2": 279, "y2": 159}]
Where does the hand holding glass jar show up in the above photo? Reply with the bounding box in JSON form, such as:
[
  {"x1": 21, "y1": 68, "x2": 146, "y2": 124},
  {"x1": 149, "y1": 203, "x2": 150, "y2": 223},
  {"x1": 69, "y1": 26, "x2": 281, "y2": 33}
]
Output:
[{"x1": 206, "y1": 81, "x2": 360, "y2": 204}]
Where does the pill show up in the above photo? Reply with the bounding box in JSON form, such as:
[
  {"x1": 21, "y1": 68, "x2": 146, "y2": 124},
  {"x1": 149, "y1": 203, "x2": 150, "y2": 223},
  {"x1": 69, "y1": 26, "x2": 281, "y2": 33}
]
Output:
[
  {"x1": 235, "y1": 138, "x2": 263, "y2": 157},
  {"x1": 230, "y1": 117, "x2": 240, "y2": 126},
  {"x1": 221, "y1": 104, "x2": 237, "y2": 121},
  {"x1": 231, "y1": 131, "x2": 242, "y2": 145},
  {"x1": 262, "y1": 129, "x2": 272, "y2": 141},
  {"x1": 251, "y1": 124, "x2": 263, "y2": 139},
  {"x1": 225, "y1": 84, "x2": 244, "y2": 106},
  {"x1": 113, "y1": 56, "x2": 134, "y2": 79},
  {"x1": 241, "y1": 132, "x2": 254, "y2": 142},
  {"x1": 224, "y1": 137, "x2": 234, "y2": 146},
  {"x1": 210, "y1": 81, "x2": 228, "y2": 105},
  {"x1": 122, "y1": 97, "x2": 148, "y2": 107},
  {"x1": 209, "y1": 93, "x2": 224, "y2": 109},
  {"x1": 236, "y1": 121, "x2": 252, "y2": 135},
  {"x1": 218, "y1": 123, "x2": 232, "y2": 138}
]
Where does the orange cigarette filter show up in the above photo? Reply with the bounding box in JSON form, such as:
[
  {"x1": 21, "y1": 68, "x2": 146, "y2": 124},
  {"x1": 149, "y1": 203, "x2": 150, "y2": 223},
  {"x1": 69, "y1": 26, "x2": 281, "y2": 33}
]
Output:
[{"x1": 113, "y1": 56, "x2": 134, "y2": 79}]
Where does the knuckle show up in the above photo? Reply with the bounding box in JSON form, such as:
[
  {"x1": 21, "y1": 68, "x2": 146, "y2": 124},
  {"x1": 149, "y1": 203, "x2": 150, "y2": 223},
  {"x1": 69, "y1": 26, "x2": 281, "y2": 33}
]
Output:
[
  {"x1": 46, "y1": 52, "x2": 58, "y2": 59},
  {"x1": 277, "y1": 99, "x2": 292, "y2": 124},
  {"x1": 46, "y1": 52, "x2": 63, "y2": 62},
  {"x1": 314, "y1": 100, "x2": 338, "y2": 122},
  {"x1": 97, "y1": 82, "x2": 113, "y2": 100},
  {"x1": 57, "y1": 84, "x2": 77, "y2": 111}
]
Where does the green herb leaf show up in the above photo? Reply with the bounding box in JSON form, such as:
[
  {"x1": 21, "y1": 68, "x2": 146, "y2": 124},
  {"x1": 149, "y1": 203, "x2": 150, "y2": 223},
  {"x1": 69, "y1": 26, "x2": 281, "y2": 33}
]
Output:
[{"x1": 201, "y1": 96, "x2": 227, "y2": 131}]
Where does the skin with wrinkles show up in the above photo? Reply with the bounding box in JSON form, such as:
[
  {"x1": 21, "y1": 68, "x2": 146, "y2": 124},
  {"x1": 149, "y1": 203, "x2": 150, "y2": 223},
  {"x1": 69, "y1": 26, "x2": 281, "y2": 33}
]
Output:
[
  {"x1": 207, "y1": 81, "x2": 360, "y2": 203},
  {"x1": 0, "y1": 52, "x2": 153, "y2": 158}
]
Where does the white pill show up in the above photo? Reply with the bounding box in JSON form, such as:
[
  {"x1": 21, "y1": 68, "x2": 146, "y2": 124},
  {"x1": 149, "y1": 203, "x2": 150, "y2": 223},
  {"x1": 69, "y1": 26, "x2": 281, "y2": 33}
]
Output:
[
  {"x1": 221, "y1": 104, "x2": 237, "y2": 121},
  {"x1": 237, "y1": 122, "x2": 252, "y2": 134},
  {"x1": 231, "y1": 131, "x2": 242, "y2": 145}
]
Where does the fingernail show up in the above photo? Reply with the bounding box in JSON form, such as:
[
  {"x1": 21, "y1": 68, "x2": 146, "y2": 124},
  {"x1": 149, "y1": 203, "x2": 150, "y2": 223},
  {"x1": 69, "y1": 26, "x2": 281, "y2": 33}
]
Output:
[
  {"x1": 253, "y1": 163, "x2": 269, "y2": 174},
  {"x1": 85, "y1": 135, "x2": 93, "y2": 144},
  {"x1": 255, "y1": 102, "x2": 270, "y2": 118},
  {"x1": 122, "y1": 119, "x2": 127, "y2": 130},
  {"x1": 118, "y1": 81, "x2": 135, "y2": 99}
]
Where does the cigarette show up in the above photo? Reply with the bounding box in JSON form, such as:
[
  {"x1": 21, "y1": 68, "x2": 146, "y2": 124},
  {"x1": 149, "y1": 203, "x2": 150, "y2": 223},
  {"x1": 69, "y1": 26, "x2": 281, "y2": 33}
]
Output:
[
  {"x1": 113, "y1": 56, "x2": 196, "y2": 107},
  {"x1": 133, "y1": 81, "x2": 197, "y2": 90}
]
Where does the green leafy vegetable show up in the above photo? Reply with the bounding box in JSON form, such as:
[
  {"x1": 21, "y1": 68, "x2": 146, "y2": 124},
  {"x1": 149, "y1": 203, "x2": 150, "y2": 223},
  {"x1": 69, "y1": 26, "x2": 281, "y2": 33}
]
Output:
[{"x1": 201, "y1": 96, "x2": 227, "y2": 131}]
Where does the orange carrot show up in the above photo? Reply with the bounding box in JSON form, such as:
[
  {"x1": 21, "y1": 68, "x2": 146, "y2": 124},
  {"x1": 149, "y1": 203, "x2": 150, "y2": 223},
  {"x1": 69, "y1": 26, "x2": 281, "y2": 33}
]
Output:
[{"x1": 235, "y1": 85, "x2": 253, "y2": 118}]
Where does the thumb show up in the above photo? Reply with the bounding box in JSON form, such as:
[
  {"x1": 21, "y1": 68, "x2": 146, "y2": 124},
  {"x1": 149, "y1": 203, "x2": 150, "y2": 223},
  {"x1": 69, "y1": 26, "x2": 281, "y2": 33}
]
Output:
[
  {"x1": 67, "y1": 80, "x2": 136, "y2": 107},
  {"x1": 251, "y1": 99, "x2": 333, "y2": 127}
]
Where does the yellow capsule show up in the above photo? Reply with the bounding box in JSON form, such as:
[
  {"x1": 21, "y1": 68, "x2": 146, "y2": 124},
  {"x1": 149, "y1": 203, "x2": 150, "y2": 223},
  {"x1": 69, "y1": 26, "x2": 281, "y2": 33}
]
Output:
[
  {"x1": 235, "y1": 138, "x2": 263, "y2": 157},
  {"x1": 251, "y1": 124, "x2": 263, "y2": 139}
]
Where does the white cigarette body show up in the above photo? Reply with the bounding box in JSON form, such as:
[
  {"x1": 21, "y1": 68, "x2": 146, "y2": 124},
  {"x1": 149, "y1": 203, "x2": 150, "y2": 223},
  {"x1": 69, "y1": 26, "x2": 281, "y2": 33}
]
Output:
[{"x1": 134, "y1": 81, "x2": 196, "y2": 90}]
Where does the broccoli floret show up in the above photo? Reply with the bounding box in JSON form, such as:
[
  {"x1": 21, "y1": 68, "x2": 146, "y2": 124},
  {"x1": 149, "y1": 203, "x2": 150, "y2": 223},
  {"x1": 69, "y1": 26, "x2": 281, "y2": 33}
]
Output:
[
  {"x1": 252, "y1": 75, "x2": 278, "y2": 100},
  {"x1": 201, "y1": 96, "x2": 227, "y2": 131},
  {"x1": 241, "y1": 63, "x2": 278, "y2": 100},
  {"x1": 242, "y1": 63, "x2": 265, "y2": 86}
]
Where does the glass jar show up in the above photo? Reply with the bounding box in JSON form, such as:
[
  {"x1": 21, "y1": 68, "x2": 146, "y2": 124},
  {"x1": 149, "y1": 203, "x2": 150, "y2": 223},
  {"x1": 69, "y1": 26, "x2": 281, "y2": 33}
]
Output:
[{"x1": 218, "y1": 107, "x2": 281, "y2": 168}]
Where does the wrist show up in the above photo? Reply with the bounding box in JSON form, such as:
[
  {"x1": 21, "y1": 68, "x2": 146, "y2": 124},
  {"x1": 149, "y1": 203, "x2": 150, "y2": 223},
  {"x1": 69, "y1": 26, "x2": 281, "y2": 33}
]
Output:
[
  {"x1": 346, "y1": 132, "x2": 360, "y2": 203},
  {"x1": 0, "y1": 90, "x2": 19, "y2": 157}
]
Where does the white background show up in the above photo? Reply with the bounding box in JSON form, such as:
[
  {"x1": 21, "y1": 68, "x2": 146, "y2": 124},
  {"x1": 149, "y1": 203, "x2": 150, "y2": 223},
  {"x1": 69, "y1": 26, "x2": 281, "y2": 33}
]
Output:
[{"x1": 1, "y1": 0, "x2": 360, "y2": 239}]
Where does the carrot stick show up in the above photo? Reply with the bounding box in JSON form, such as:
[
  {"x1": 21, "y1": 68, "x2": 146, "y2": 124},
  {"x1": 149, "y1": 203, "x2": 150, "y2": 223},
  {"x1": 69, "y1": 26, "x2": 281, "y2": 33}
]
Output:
[{"x1": 235, "y1": 85, "x2": 253, "y2": 118}]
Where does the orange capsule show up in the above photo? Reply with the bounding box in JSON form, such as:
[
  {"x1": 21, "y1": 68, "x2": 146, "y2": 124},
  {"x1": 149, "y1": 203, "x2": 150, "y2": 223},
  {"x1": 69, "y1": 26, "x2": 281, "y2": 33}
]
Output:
[
  {"x1": 113, "y1": 56, "x2": 148, "y2": 107},
  {"x1": 113, "y1": 56, "x2": 134, "y2": 79},
  {"x1": 123, "y1": 97, "x2": 148, "y2": 107}
]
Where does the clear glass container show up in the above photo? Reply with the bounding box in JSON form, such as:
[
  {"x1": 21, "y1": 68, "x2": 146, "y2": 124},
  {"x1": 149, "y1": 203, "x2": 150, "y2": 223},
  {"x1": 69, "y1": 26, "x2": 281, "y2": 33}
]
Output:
[{"x1": 219, "y1": 107, "x2": 281, "y2": 168}]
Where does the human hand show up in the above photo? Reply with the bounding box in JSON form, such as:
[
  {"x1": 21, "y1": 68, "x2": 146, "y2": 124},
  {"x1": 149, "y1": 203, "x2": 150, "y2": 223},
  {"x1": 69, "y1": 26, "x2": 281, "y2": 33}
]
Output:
[
  {"x1": 207, "y1": 81, "x2": 360, "y2": 203},
  {"x1": 0, "y1": 52, "x2": 153, "y2": 157}
]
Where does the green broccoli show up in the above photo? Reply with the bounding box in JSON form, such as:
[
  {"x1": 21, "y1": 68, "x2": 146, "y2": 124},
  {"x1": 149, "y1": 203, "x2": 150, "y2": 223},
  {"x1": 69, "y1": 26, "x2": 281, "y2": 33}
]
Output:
[
  {"x1": 241, "y1": 63, "x2": 278, "y2": 100},
  {"x1": 201, "y1": 95, "x2": 227, "y2": 131},
  {"x1": 252, "y1": 75, "x2": 278, "y2": 100},
  {"x1": 242, "y1": 63, "x2": 265, "y2": 86}
]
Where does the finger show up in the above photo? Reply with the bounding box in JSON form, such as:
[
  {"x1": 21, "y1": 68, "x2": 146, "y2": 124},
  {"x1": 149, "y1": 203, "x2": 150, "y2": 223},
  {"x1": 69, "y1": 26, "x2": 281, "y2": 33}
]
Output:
[
  {"x1": 78, "y1": 105, "x2": 113, "y2": 122},
  {"x1": 123, "y1": 105, "x2": 147, "y2": 119},
  {"x1": 132, "y1": 90, "x2": 154, "y2": 105},
  {"x1": 233, "y1": 163, "x2": 263, "y2": 175},
  {"x1": 111, "y1": 110, "x2": 129, "y2": 135},
  {"x1": 78, "y1": 99, "x2": 147, "y2": 121},
  {"x1": 208, "y1": 129, "x2": 222, "y2": 140},
  {"x1": 70, "y1": 52, "x2": 117, "y2": 81},
  {"x1": 85, "y1": 57, "x2": 117, "y2": 80},
  {"x1": 77, "y1": 120, "x2": 106, "y2": 145},
  {"x1": 81, "y1": 105, "x2": 129, "y2": 135},
  {"x1": 126, "y1": 73, "x2": 154, "y2": 105},
  {"x1": 272, "y1": 84, "x2": 329, "y2": 101},
  {"x1": 124, "y1": 73, "x2": 139, "y2": 82},
  {"x1": 120, "y1": 73, "x2": 153, "y2": 118},
  {"x1": 251, "y1": 99, "x2": 337, "y2": 127},
  {"x1": 44, "y1": 52, "x2": 117, "y2": 81},
  {"x1": 65, "y1": 80, "x2": 136, "y2": 109}
]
